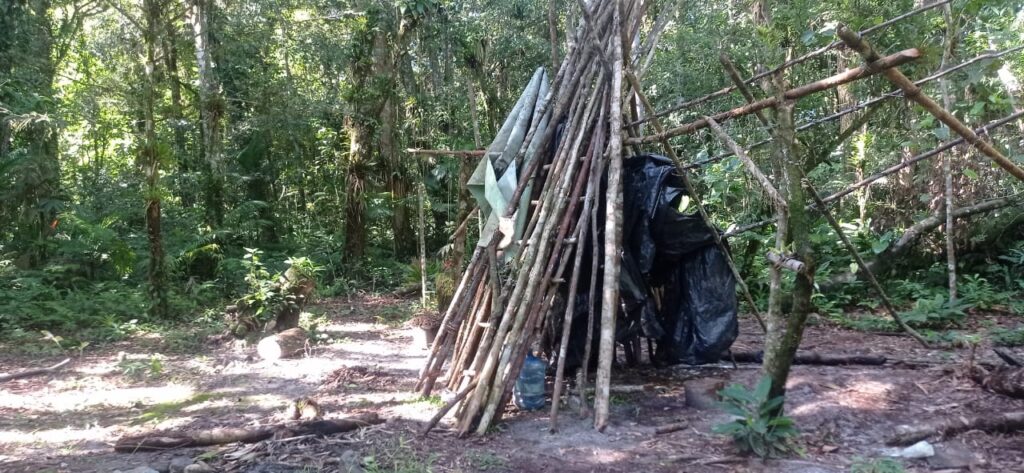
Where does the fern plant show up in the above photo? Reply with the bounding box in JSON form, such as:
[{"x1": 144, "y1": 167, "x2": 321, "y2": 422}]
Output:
[{"x1": 714, "y1": 377, "x2": 798, "y2": 458}]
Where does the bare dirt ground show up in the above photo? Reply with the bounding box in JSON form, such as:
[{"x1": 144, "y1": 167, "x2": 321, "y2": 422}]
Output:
[{"x1": 2, "y1": 295, "x2": 1023, "y2": 472}]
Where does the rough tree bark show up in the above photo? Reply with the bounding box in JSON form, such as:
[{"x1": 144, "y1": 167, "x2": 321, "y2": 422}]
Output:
[
  {"x1": 761, "y1": 76, "x2": 815, "y2": 407},
  {"x1": 187, "y1": 0, "x2": 226, "y2": 228},
  {"x1": 142, "y1": 0, "x2": 168, "y2": 318}
]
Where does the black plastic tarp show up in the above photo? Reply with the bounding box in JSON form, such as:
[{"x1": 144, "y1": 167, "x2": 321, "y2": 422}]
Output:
[{"x1": 552, "y1": 153, "x2": 738, "y2": 370}]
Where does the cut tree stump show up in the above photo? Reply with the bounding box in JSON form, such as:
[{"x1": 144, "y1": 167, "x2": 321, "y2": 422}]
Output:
[
  {"x1": 114, "y1": 412, "x2": 383, "y2": 452},
  {"x1": 684, "y1": 378, "x2": 725, "y2": 410},
  {"x1": 888, "y1": 411, "x2": 1024, "y2": 445},
  {"x1": 257, "y1": 327, "x2": 309, "y2": 361}
]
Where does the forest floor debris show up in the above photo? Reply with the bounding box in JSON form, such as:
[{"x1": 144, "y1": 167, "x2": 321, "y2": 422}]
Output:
[{"x1": 1, "y1": 294, "x2": 1023, "y2": 472}]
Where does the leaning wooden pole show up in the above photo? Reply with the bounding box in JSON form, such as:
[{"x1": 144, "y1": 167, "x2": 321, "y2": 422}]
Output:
[
  {"x1": 837, "y1": 25, "x2": 1024, "y2": 183},
  {"x1": 594, "y1": 0, "x2": 624, "y2": 433},
  {"x1": 626, "y1": 48, "x2": 922, "y2": 145},
  {"x1": 802, "y1": 177, "x2": 931, "y2": 347},
  {"x1": 630, "y1": 0, "x2": 953, "y2": 126}
]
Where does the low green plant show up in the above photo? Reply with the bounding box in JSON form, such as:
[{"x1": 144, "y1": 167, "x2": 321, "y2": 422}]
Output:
[
  {"x1": 898, "y1": 295, "x2": 972, "y2": 328},
  {"x1": 991, "y1": 326, "x2": 1024, "y2": 347},
  {"x1": 119, "y1": 355, "x2": 164, "y2": 381},
  {"x1": 714, "y1": 377, "x2": 798, "y2": 458},
  {"x1": 959, "y1": 274, "x2": 1015, "y2": 311},
  {"x1": 849, "y1": 457, "x2": 905, "y2": 473},
  {"x1": 363, "y1": 437, "x2": 438, "y2": 473}
]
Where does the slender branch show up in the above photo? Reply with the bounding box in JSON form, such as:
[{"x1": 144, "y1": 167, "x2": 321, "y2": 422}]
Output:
[
  {"x1": 802, "y1": 178, "x2": 931, "y2": 347},
  {"x1": 630, "y1": 0, "x2": 954, "y2": 125},
  {"x1": 626, "y1": 49, "x2": 922, "y2": 144},
  {"x1": 838, "y1": 25, "x2": 1024, "y2": 182}
]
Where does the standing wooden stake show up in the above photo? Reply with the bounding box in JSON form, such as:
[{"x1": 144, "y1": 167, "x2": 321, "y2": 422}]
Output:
[
  {"x1": 594, "y1": 0, "x2": 624, "y2": 433},
  {"x1": 837, "y1": 25, "x2": 1024, "y2": 183},
  {"x1": 802, "y1": 177, "x2": 931, "y2": 347},
  {"x1": 938, "y1": 3, "x2": 958, "y2": 303}
]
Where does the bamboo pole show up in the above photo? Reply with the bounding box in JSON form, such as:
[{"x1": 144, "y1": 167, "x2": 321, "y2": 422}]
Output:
[
  {"x1": 674, "y1": 46, "x2": 1024, "y2": 173},
  {"x1": 626, "y1": 49, "x2": 922, "y2": 145},
  {"x1": 706, "y1": 117, "x2": 785, "y2": 209},
  {"x1": 407, "y1": 148, "x2": 486, "y2": 157},
  {"x1": 594, "y1": 0, "x2": 625, "y2": 433},
  {"x1": 837, "y1": 25, "x2": 1024, "y2": 183}
]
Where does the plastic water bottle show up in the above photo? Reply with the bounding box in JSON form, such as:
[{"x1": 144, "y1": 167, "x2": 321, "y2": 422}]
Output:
[{"x1": 514, "y1": 353, "x2": 547, "y2": 411}]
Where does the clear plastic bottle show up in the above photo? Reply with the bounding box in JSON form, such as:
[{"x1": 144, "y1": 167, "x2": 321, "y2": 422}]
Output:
[{"x1": 514, "y1": 352, "x2": 546, "y2": 411}]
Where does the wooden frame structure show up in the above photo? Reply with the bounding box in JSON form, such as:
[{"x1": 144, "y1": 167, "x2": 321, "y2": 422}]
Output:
[{"x1": 416, "y1": 0, "x2": 1024, "y2": 437}]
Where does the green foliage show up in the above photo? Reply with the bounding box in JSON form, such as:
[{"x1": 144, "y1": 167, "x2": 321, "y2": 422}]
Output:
[
  {"x1": 118, "y1": 355, "x2": 164, "y2": 381},
  {"x1": 363, "y1": 437, "x2": 438, "y2": 473},
  {"x1": 849, "y1": 457, "x2": 905, "y2": 473},
  {"x1": 898, "y1": 295, "x2": 972, "y2": 329},
  {"x1": 240, "y1": 248, "x2": 281, "y2": 322},
  {"x1": 714, "y1": 377, "x2": 799, "y2": 458},
  {"x1": 991, "y1": 326, "x2": 1024, "y2": 347}
]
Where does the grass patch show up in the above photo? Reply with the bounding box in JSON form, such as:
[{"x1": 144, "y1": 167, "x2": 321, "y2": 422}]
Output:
[
  {"x1": 992, "y1": 326, "x2": 1024, "y2": 347},
  {"x1": 364, "y1": 437, "x2": 438, "y2": 473},
  {"x1": 134, "y1": 392, "x2": 220, "y2": 424}
]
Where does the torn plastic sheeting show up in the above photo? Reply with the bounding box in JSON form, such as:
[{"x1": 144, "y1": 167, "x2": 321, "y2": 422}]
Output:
[{"x1": 467, "y1": 67, "x2": 550, "y2": 257}]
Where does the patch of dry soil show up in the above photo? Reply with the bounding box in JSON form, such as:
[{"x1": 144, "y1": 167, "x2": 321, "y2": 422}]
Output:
[{"x1": 2, "y1": 296, "x2": 1022, "y2": 472}]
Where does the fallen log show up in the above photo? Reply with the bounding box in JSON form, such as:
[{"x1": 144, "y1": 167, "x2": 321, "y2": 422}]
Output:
[
  {"x1": 114, "y1": 412, "x2": 383, "y2": 452},
  {"x1": 730, "y1": 351, "x2": 887, "y2": 366},
  {"x1": 0, "y1": 358, "x2": 71, "y2": 383},
  {"x1": 887, "y1": 411, "x2": 1024, "y2": 446},
  {"x1": 655, "y1": 421, "x2": 689, "y2": 435},
  {"x1": 257, "y1": 327, "x2": 309, "y2": 361},
  {"x1": 973, "y1": 366, "x2": 1024, "y2": 399},
  {"x1": 970, "y1": 350, "x2": 1024, "y2": 399}
]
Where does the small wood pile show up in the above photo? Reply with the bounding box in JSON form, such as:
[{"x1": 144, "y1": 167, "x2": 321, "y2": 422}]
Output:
[{"x1": 417, "y1": 0, "x2": 638, "y2": 436}]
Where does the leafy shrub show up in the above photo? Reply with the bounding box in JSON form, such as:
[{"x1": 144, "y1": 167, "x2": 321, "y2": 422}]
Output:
[
  {"x1": 898, "y1": 295, "x2": 972, "y2": 329},
  {"x1": 849, "y1": 457, "x2": 905, "y2": 473},
  {"x1": 714, "y1": 377, "x2": 798, "y2": 458},
  {"x1": 992, "y1": 326, "x2": 1024, "y2": 347}
]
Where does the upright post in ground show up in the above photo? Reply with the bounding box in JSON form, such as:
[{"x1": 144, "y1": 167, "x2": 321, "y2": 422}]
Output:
[
  {"x1": 759, "y1": 73, "x2": 816, "y2": 406},
  {"x1": 837, "y1": 25, "x2": 1024, "y2": 183},
  {"x1": 938, "y1": 3, "x2": 958, "y2": 303},
  {"x1": 802, "y1": 177, "x2": 931, "y2": 347},
  {"x1": 594, "y1": 0, "x2": 624, "y2": 433},
  {"x1": 624, "y1": 69, "x2": 767, "y2": 332}
]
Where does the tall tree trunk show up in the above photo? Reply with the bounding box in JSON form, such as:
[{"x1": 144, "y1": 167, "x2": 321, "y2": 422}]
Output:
[
  {"x1": 939, "y1": 3, "x2": 957, "y2": 302},
  {"x1": 163, "y1": 14, "x2": 191, "y2": 207},
  {"x1": 762, "y1": 82, "x2": 815, "y2": 408},
  {"x1": 344, "y1": 117, "x2": 372, "y2": 260},
  {"x1": 5, "y1": 0, "x2": 60, "y2": 267},
  {"x1": 143, "y1": 0, "x2": 168, "y2": 318},
  {"x1": 382, "y1": 99, "x2": 414, "y2": 257},
  {"x1": 188, "y1": 0, "x2": 225, "y2": 228}
]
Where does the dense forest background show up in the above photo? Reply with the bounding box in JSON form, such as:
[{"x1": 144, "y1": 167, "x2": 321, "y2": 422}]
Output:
[{"x1": 2, "y1": 0, "x2": 1024, "y2": 347}]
